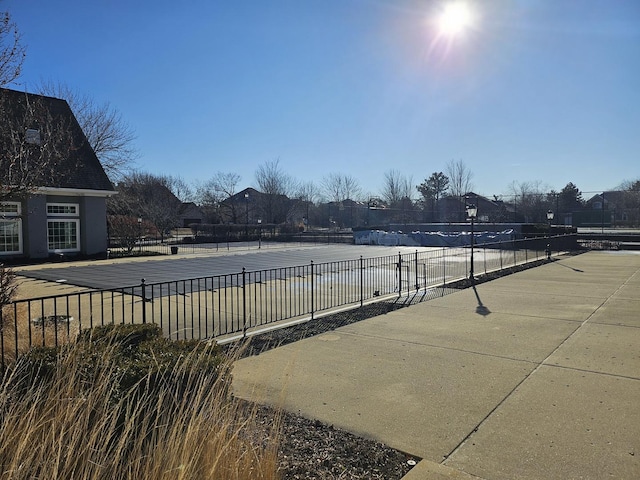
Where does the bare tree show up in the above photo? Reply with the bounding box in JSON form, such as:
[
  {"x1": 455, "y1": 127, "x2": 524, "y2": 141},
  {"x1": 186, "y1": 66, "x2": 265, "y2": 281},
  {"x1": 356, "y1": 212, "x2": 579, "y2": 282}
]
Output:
[
  {"x1": 508, "y1": 180, "x2": 550, "y2": 223},
  {"x1": 296, "y1": 181, "x2": 320, "y2": 205},
  {"x1": 255, "y1": 159, "x2": 296, "y2": 197},
  {"x1": 254, "y1": 159, "x2": 297, "y2": 224},
  {"x1": 381, "y1": 170, "x2": 413, "y2": 206},
  {"x1": 295, "y1": 181, "x2": 320, "y2": 229},
  {"x1": 618, "y1": 178, "x2": 640, "y2": 226},
  {"x1": 0, "y1": 89, "x2": 78, "y2": 201},
  {"x1": 0, "y1": 263, "x2": 16, "y2": 306},
  {"x1": 107, "y1": 215, "x2": 146, "y2": 253},
  {"x1": 0, "y1": 12, "x2": 24, "y2": 306},
  {"x1": 379, "y1": 169, "x2": 416, "y2": 223},
  {"x1": 198, "y1": 172, "x2": 241, "y2": 204},
  {"x1": 320, "y1": 173, "x2": 362, "y2": 203},
  {"x1": 36, "y1": 81, "x2": 138, "y2": 181},
  {"x1": 195, "y1": 172, "x2": 241, "y2": 223},
  {"x1": 446, "y1": 160, "x2": 474, "y2": 199},
  {"x1": 109, "y1": 172, "x2": 182, "y2": 241},
  {"x1": 0, "y1": 10, "x2": 25, "y2": 307},
  {"x1": 617, "y1": 178, "x2": 640, "y2": 192},
  {"x1": 166, "y1": 175, "x2": 193, "y2": 203},
  {"x1": 0, "y1": 10, "x2": 25, "y2": 87}
]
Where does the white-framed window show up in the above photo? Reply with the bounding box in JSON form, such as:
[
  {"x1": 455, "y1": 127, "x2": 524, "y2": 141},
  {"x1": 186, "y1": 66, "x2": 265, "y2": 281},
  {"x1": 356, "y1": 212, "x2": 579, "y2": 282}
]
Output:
[
  {"x1": 47, "y1": 202, "x2": 80, "y2": 252},
  {"x1": 47, "y1": 203, "x2": 79, "y2": 216},
  {"x1": 47, "y1": 219, "x2": 80, "y2": 252},
  {"x1": 0, "y1": 202, "x2": 23, "y2": 255},
  {"x1": 0, "y1": 203, "x2": 21, "y2": 215}
]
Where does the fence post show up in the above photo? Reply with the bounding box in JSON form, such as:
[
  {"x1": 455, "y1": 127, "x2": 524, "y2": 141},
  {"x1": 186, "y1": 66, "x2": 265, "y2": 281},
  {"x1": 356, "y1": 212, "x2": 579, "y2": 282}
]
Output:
[
  {"x1": 242, "y1": 268, "x2": 247, "y2": 337},
  {"x1": 442, "y1": 248, "x2": 446, "y2": 289},
  {"x1": 398, "y1": 252, "x2": 402, "y2": 297},
  {"x1": 141, "y1": 278, "x2": 147, "y2": 324},
  {"x1": 414, "y1": 250, "x2": 419, "y2": 291},
  {"x1": 483, "y1": 245, "x2": 487, "y2": 275},
  {"x1": 310, "y1": 261, "x2": 315, "y2": 320},
  {"x1": 360, "y1": 256, "x2": 364, "y2": 307},
  {"x1": 465, "y1": 245, "x2": 468, "y2": 276}
]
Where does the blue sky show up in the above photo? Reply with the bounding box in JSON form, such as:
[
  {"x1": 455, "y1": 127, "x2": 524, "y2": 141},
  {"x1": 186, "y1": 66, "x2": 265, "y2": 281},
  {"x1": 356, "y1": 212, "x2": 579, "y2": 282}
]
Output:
[{"x1": 6, "y1": 0, "x2": 640, "y2": 199}]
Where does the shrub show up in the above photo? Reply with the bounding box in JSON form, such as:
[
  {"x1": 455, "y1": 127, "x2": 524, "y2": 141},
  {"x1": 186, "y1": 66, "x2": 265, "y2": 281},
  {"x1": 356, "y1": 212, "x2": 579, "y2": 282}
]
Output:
[
  {"x1": 0, "y1": 264, "x2": 17, "y2": 308},
  {"x1": 0, "y1": 324, "x2": 280, "y2": 479},
  {"x1": 19, "y1": 323, "x2": 226, "y2": 402}
]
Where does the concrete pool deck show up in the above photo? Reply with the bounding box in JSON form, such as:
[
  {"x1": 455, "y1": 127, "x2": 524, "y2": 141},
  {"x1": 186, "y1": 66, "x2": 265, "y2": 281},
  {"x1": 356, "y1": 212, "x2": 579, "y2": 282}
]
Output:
[{"x1": 232, "y1": 251, "x2": 640, "y2": 479}]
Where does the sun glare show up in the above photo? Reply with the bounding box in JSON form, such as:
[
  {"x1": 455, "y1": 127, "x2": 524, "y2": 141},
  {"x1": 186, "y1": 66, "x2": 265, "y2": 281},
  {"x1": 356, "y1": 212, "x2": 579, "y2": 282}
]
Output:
[{"x1": 438, "y1": 2, "x2": 473, "y2": 36}]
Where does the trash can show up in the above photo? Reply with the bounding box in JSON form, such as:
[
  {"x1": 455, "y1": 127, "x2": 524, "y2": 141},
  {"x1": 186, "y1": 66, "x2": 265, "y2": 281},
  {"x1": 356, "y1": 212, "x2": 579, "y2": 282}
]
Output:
[{"x1": 171, "y1": 246, "x2": 179, "y2": 255}]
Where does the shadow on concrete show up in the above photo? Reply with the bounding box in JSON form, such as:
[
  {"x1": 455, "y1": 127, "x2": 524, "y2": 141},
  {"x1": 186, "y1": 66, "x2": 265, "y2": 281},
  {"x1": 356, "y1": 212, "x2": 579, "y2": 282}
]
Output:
[
  {"x1": 472, "y1": 285, "x2": 491, "y2": 316},
  {"x1": 550, "y1": 259, "x2": 585, "y2": 273}
]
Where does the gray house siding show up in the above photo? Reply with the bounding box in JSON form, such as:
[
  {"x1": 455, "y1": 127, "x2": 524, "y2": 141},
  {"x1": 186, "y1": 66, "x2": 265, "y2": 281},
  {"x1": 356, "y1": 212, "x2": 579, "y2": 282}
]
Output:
[
  {"x1": 24, "y1": 196, "x2": 48, "y2": 259},
  {"x1": 81, "y1": 196, "x2": 109, "y2": 255},
  {"x1": 13, "y1": 194, "x2": 109, "y2": 260}
]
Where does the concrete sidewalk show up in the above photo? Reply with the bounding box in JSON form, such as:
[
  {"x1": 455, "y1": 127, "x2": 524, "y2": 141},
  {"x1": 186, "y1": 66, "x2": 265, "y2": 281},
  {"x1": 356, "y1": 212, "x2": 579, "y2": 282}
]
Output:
[{"x1": 232, "y1": 251, "x2": 640, "y2": 479}]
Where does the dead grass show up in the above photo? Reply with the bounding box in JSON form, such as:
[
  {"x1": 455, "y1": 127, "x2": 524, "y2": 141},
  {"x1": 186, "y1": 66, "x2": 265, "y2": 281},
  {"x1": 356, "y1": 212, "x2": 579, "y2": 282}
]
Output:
[
  {"x1": 0, "y1": 338, "x2": 281, "y2": 479},
  {"x1": 1, "y1": 303, "x2": 77, "y2": 365}
]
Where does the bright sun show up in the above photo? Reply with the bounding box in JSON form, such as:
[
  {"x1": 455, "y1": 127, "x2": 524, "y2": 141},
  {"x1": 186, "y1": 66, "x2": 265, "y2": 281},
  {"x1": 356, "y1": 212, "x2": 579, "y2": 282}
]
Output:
[{"x1": 438, "y1": 2, "x2": 473, "y2": 36}]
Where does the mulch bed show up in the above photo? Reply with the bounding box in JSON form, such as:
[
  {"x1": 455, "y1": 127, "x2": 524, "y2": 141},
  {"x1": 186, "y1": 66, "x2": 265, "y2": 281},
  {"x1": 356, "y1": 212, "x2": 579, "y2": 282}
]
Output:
[{"x1": 254, "y1": 403, "x2": 418, "y2": 479}]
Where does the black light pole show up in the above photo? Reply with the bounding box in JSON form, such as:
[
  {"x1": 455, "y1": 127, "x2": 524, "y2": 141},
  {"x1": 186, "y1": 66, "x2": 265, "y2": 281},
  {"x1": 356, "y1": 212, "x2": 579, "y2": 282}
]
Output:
[
  {"x1": 137, "y1": 217, "x2": 142, "y2": 254},
  {"x1": 244, "y1": 192, "x2": 249, "y2": 240},
  {"x1": 258, "y1": 219, "x2": 262, "y2": 249},
  {"x1": 601, "y1": 192, "x2": 605, "y2": 234},
  {"x1": 546, "y1": 209, "x2": 554, "y2": 260},
  {"x1": 466, "y1": 204, "x2": 477, "y2": 280}
]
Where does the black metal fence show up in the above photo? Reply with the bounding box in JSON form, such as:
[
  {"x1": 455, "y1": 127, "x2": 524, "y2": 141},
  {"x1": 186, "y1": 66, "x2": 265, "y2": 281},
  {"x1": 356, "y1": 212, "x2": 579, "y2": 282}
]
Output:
[
  {"x1": 2, "y1": 235, "x2": 575, "y2": 365},
  {"x1": 107, "y1": 231, "x2": 353, "y2": 258}
]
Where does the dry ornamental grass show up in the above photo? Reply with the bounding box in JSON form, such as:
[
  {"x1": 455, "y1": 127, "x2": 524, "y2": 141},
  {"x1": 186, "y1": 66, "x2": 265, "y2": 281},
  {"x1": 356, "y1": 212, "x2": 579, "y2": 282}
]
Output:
[{"x1": 0, "y1": 329, "x2": 281, "y2": 480}]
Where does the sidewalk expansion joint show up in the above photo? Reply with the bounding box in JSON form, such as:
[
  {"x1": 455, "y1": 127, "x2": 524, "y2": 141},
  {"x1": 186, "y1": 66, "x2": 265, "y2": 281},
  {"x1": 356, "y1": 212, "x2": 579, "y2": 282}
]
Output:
[
  {"x1": 340, "y1": 330, "x2": 542, "y2": 366},
  {"x1": 542, "y1": 363, "x2": 640, "y2": 382},
  {"x1": 442, "y1": 261, "x2": 640, "y2": 465}
]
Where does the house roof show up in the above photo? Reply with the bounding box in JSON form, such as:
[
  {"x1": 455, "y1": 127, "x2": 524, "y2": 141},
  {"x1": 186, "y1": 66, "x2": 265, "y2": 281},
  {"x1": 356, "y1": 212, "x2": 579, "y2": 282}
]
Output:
[
  {"x1": 0, "y1": 88, "x2": 114, "y2": 193},
  {"x1": 179, "y1": 202, "x2": 205, "y2": 218},
  {"x1": 226, "y1": 187, "x2": 263, "y2": 202},
  {"x1": 586, "y1": 191, "x2": 627, "y2": 206},
  {"x1": 438, "y1": 192, "x2": 505, "y2": 211}
]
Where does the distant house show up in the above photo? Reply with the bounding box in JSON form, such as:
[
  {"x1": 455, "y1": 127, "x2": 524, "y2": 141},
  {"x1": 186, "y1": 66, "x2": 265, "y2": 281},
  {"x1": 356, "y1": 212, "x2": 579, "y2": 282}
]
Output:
[
  {"x1": 436, "y1": 192, "x2": 512, "y2": 224},
  {"x1": 222, "y1": 187, "x2": 262, "y2": 224},
  {"x1": 583, "y1": 191, "x2": 640, "y2": 227},
  {"x1": 109, "y1": 180, "x2": 187, "y2": 237},
  {"x1": 179, "y1": 202, "x2": 204, "y2": 227},
  {"x1": 0, "y1": 88, "x2": 116, "y2": 260},
  {"x1": 223, "y1": 187, "x2": 299, "y2": 225}
]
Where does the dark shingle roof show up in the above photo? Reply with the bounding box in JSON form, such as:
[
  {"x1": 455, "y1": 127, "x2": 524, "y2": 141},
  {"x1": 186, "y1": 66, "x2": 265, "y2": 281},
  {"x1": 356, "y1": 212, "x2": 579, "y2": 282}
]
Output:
[{"x1": 1, "y1": 88, "x2": 114, "y2": 192}]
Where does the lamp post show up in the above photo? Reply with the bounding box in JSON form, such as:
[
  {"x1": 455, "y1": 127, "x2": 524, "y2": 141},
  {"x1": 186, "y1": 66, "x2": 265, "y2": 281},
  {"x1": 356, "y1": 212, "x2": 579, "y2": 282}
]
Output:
[
  {"x1": 546, "y1": 210, "x2": 554, "y2": 260},
  {"x1": 257, "y1": 219, "x2": 262, "y2": 249},
  {"x1": 137, "y1": 217, "x2": 142, "y2": 254},
  {"x1": 466, "y1": 203, "x2": 477, "y2": 281},
  {"x1": 244, "y1": 192, "x2": 249, "y2": 240}
]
